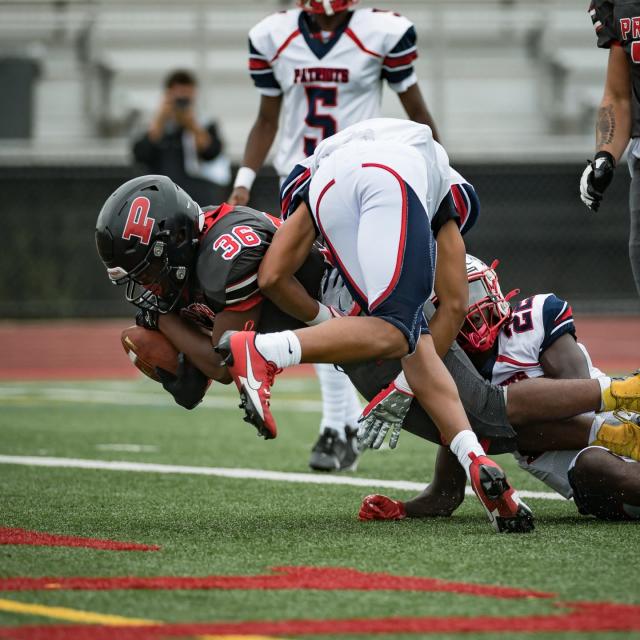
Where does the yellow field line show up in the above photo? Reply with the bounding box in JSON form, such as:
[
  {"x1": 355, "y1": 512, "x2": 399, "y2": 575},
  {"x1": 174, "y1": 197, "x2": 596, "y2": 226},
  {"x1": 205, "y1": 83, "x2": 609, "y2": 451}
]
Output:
[
  {"x1": 0, "y1": 597, "x2": 158, "y2": 626},
  {"x1": 0, "y1": 598, "x2": 283, "y2": 638}
]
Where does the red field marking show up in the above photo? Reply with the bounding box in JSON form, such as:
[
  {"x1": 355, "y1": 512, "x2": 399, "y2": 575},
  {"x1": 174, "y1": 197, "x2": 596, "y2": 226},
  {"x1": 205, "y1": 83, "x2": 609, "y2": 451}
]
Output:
[
  {"x1": 1, "y1": 601, "x2": 640, "y2": 638},
  {"x1": 0, "y1": 566, "x2": 553, "y2": 599},
  {"x1": 0, "y1": 527, "x2": 160, "y2": 552},
  {"x1": 0, "y1": 320, "x2": 314, "y2": 380}
]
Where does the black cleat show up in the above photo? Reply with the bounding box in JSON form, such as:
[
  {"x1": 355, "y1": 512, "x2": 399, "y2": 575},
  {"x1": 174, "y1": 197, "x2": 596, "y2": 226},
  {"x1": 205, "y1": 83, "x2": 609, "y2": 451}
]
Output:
[{"x1": 309, "y1": 427, "x2": 361, "y2": 472}]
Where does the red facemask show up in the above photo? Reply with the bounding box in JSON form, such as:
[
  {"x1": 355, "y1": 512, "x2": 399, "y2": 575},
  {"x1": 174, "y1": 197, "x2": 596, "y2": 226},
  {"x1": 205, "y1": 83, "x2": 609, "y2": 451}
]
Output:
[{"x1": 456, "y1": 259, "x2": 519, "y2": 354}]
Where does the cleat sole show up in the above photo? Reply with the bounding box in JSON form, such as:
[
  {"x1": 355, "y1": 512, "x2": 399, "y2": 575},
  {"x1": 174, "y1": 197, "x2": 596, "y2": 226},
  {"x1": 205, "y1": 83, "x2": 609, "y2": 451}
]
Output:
[
  {"x1": 473, "y1": 463, "x2": 535, "y2": 534},
  {"x1": 239, "y1": 388, "x2": 275, "y2": 440},
  {"x1": 496, "y1": 506, "x2": 536, "y2": 534}
]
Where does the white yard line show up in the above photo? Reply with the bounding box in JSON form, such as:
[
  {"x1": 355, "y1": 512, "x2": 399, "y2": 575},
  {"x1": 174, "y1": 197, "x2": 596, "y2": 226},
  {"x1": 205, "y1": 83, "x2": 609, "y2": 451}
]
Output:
[{"x1": 0, "y1": 455, "x2": 565, "y2": 501}]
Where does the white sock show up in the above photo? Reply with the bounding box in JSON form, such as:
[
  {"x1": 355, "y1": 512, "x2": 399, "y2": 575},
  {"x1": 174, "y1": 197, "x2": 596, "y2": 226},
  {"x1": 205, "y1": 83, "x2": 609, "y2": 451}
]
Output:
[
  {"x1": 449, "y1": 430, "x2": 486, "y2": 480},
  {"x1": 254, "y1": 331, "x2": 301, "y2": 369},
  {"x1": 588, "y1": 414, "x2": 606, "y2": 444},
  {"x1": 315, "y1": 363, "x2": 349, "y2": 440},
  {"x1": 344, "y1": 383, "x2": 363, "y2": 428},
  {"x1": 597, "y1": 376, "x2": 612, "y2": 411},
  {"x1": 393, "y1": 370, "x2": 415, "y2": 396}
]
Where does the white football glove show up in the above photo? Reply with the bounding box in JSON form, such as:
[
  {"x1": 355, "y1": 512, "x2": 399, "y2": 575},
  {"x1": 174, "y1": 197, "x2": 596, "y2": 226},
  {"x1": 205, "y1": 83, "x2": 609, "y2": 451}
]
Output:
[{"x1": 319, "y1": 267, "x2": 361, "y2": 317}]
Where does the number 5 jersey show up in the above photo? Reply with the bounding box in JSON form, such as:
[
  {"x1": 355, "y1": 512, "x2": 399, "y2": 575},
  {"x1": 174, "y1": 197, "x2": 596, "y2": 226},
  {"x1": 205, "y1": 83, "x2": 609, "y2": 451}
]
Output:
[{"x1": 248, "y1": 7, "x2": 419, "y2": 178}]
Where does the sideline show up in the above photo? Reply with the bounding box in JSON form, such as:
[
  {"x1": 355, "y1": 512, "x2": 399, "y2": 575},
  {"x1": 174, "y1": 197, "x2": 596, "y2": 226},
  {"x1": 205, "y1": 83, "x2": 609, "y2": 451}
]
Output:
[{"x1": 0, "y1": 455, "x2": 564, "y2": 501}]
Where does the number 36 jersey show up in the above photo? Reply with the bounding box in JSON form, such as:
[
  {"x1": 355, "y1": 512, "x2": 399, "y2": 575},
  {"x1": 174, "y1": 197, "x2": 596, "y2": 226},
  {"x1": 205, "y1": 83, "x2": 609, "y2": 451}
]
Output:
[
  {"x1": 193, "y1": 204, "x2": 325, "y2": 317},
  {"x1": 248, "y1": 8, "x2": 419, "y2": 177}
]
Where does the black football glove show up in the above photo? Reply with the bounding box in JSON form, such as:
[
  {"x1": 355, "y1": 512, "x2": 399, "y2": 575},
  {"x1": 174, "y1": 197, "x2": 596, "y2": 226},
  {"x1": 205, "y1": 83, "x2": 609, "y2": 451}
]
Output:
[
  {"x1": 135, "y1": 308, "x2": 159, "y2": 331},
  {"x1": 580, "y1": 151, "x2": 616, "y2": 212},
  {"x1": 156, "y1": 353, "x2": 209, "y2": 410}
]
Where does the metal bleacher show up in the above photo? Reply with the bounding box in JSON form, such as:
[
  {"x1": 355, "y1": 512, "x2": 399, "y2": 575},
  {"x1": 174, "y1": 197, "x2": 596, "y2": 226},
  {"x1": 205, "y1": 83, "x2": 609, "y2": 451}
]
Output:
[{"x1": 0, "y1": 0, "x2": 608, "y2": 165}]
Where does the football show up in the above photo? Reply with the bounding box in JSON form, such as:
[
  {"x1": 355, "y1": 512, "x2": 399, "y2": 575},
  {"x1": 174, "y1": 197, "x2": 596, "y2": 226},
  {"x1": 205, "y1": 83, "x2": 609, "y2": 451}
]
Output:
[{"x1": 121, "y1": 325, "x2": 179, "y2": 382}]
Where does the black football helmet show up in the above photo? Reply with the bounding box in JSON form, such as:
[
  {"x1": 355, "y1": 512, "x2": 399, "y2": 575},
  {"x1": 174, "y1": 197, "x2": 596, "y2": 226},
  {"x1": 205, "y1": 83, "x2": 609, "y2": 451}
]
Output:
[{"x1": 95, "y1": 175, "x2": 202, "y2": 313}]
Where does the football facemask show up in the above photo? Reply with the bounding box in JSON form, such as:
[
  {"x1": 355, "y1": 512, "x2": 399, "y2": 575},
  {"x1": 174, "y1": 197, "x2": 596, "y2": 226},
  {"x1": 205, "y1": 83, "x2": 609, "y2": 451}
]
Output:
[
  {"x1": 457, "y1": 256, "x2": 519, "y2": 353},
  {"x1": 107, "y1": 236, "x2": 190, "y2": 313},
  {"x1": 297, "y1": 0, "x2": 358, "y2": 16}
]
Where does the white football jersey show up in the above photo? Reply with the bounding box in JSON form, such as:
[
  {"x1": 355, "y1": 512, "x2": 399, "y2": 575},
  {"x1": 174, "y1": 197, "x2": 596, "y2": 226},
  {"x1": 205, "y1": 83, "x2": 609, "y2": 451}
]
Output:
[
  {"x1": 248, "y1": 8, "x2": 419, "y2": 177},
  {"x1": 483, "y1": 293, "x2": 581, "y2": 386},
  {"x1": 483, "y1": 292, "x2": 604, "y2": 499}
]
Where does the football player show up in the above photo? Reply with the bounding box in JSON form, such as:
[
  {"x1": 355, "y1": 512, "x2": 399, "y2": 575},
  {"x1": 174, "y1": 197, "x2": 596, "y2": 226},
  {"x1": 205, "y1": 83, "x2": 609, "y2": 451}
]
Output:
[
  {"x1": 580, "y1": 1, "x2": 639, "y2": 297},
  {"x1": 229, "y1": 0, "x2": 439, "y2": 472},
  {"x1": 359, "y1": 255, "x2": 640, "y2": 522},
  {"x1": 96, "y1": 174, "x2": 326, "y2": 406},
  {"x1": 230, "y1": 0, "x2": 438, "y2": 204},
  {"x1": 217, "y1": 117, "x2": 542, "y2": 533},
  {"x1": 95, "y1": 175, "x2": 640, "y2": 528}
]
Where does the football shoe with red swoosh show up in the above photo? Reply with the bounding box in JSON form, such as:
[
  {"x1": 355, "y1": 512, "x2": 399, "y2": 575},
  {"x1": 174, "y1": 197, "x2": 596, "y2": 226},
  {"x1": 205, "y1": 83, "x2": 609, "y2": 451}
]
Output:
[
  {"x1": 215, "y1": 330, "x2": 281, "y2": 439},
  {"x1": 468, "y1": 453, "x2": 534, "y2": 533}
]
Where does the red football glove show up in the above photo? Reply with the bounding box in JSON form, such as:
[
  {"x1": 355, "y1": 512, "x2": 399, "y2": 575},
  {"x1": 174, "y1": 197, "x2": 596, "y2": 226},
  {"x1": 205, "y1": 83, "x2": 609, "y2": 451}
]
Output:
[{"x1": 359, "y1": 494, "x2": 407, "y2": 521}]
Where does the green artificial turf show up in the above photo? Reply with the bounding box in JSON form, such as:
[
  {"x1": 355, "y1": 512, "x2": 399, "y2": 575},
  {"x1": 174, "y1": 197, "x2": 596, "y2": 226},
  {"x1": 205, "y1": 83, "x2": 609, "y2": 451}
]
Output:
[{"x1": 1, "y1": 378, "x2": 640, "y2": 639}]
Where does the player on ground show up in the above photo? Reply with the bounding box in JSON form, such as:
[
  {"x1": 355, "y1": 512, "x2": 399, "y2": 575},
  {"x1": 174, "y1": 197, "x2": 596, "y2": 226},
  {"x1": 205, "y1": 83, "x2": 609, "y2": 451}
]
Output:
[
  {"x1": 217, "y1": 118, "x2": 538, "y2": 533},
  {"x1": 230, "y1": 0, "x2": 439, "y2": 472},
  {"x1": 359, "y1": 255, "x2": 640, "y2": 522}
]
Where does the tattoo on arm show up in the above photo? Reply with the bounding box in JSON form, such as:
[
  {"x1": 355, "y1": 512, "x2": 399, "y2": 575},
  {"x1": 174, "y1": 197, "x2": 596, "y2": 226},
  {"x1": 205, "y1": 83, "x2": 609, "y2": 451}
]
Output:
[{"x1": 596, "y1": 104, "x2": 615, "y2": 150}]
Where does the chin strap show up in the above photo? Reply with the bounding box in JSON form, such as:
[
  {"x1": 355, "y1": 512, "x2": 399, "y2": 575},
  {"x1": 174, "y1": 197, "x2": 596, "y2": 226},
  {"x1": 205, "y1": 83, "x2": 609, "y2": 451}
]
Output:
[
  {"x1": 504, "y1": 288, "x2": 520, "y2": 302},
  {"x1": 322, "y1": 0, "x2": 334, "y2": 15}
]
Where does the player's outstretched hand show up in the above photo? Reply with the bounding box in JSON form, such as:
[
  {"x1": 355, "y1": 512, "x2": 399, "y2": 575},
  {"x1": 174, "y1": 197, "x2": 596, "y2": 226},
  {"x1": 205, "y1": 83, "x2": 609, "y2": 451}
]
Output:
[
  {"x1": 357, "y1": 383, "x2": 413, "y2": 450},
  {"x1": 359, "y1": 494, "x2": 406, "y2": 521},
  {"x1": 580, "y1": 151, "x2": 615, "y2": 212},
  {"x1": 156, "y1": 353, "x2": 210, "y2": 410}
]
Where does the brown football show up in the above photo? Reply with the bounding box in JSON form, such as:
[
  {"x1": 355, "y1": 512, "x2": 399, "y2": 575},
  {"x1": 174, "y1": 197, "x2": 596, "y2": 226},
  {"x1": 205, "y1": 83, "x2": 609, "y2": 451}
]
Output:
[{"x1": 121, "y1": 325, "x2": 179, "y2": 382}]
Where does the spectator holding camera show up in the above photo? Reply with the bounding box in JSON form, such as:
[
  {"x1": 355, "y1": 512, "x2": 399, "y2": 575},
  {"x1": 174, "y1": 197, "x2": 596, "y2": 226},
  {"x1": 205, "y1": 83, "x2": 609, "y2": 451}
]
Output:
[{"x1": 133, "y1": 70, "x2": 229, "y2": 205}]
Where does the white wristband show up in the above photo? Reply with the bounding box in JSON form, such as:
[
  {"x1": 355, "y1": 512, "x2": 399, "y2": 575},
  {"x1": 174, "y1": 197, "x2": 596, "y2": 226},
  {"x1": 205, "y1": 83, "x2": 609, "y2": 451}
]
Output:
[
  {"x1": 233, "y1": 166, "x2": 256, "y2": 191},
  {"x1": 306, "y1": 302, "x2": 333, "y2": 326}
]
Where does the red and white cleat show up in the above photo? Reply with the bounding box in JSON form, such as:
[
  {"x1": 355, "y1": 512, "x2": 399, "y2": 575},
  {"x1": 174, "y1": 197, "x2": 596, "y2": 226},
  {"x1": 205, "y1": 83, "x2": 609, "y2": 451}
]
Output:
[
  {"x1": 215, "y1": 330, "x2": 281, "y2": 439},
  {"x1": 468, "y1": 454, "x2": 534, "y2": 533},
  {"x1": 359, "y1": 494, "x2": 406, "y2": 521}
]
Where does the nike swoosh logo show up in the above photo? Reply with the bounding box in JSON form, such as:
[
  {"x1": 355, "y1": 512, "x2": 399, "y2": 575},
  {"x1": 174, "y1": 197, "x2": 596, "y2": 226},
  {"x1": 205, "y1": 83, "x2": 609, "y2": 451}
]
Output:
[
  {"x1": 287, "y1": 340, "x2": 293, "y2": 355},
  {"x1": 244, "y1": 340, "x2": 262, "y2": 391}
]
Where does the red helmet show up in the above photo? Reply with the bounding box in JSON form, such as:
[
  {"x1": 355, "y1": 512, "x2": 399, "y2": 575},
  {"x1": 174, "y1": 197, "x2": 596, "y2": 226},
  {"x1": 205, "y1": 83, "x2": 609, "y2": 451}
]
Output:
[
  {"x1": 457, "y1": 255, "x2": 519, "y2": 354},
  {"x1": 297, "y1": 0, "x2": 358, "y2": 16}
]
